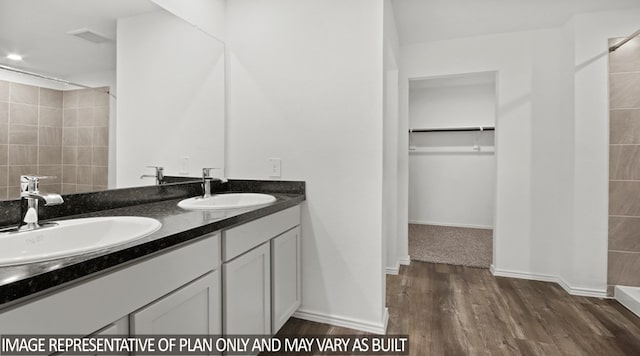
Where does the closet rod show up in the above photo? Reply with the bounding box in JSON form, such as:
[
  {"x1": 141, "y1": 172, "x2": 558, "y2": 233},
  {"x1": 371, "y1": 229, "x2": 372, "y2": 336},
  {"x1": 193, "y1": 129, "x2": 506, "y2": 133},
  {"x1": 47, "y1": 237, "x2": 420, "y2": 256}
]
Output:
[
  {"x1": 409, "y1": 126, "x2": 495, "y2": 133},
  {"x1": 609, "y1": 29, "x2": 640, "y2": 52}
]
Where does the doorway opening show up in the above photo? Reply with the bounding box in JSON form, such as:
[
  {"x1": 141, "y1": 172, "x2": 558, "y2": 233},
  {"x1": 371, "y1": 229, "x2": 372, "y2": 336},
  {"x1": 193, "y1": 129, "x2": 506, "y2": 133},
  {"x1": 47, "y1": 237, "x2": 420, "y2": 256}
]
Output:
[{"x1": 408, "y1": 72, "x2": 497, "y2": 268}]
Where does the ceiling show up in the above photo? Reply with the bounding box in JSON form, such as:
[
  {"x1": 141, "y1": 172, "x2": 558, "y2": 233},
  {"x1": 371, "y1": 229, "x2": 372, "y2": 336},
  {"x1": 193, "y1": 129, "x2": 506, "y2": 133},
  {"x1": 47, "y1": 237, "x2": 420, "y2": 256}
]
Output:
[
  {"x1": 0, "y1": 0, "x2": 159, "y2": 78},
  {"x1": 391, "y1": 0, "x2": 640, "y2": 45},
  {"x1": 4, "y1": 0, "x2": 638, "y2": 77}
]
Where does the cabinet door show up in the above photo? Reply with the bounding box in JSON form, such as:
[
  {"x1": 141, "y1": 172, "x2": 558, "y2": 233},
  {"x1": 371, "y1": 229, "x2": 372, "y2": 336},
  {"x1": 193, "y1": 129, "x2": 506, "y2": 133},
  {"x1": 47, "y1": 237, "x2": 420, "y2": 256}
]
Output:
[
  {"x1": 271, "y1": 227, "x2": 301, "y2": 333},
  {"x1": 93, "y1": 316, "x2": 129, "y2": 336},
  {"x1": 223, "y1": 242, "x2": 271, "y2": 336},
  {"x1": 130, "y1": 270, "x2": 221, "y2": 335},
  {"x1": 56, "y1": 317, "x2": 129, "y2": 356}
]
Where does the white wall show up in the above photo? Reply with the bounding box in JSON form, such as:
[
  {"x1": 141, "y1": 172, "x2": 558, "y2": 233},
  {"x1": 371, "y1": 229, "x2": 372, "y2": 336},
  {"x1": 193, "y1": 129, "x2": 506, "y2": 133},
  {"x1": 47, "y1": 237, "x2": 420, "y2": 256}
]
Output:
[
  {"x1": 396, "y1": 27, "x2": 410, "y2": 271},
  {"x1": 528, "y1": 24, "x2": 575, "y2": 288},
  {"x1": 402, "y1": 31, "x2": 535, "y2": 274},
  {"x1": 225, "y1": 0, "x2": 387, "y2": 333},
  {"x1": 400, "y1": 7, "x2": 640, "y2": 297},
  {"x1": 408, "y1": 147, "x2": 496, "y2": 228},
  {"x1": 152, "y1": 0, "x2": 225, "y2": 40},
  {"x1": 383, "y1": 0, "x2": 404, "y2": 274},
  {"x1": 409, "y1": 83, "x2": 496, "y2": 128},
  {"x1": 116, "y1": 9, "x2": 225, "y2": 187}
]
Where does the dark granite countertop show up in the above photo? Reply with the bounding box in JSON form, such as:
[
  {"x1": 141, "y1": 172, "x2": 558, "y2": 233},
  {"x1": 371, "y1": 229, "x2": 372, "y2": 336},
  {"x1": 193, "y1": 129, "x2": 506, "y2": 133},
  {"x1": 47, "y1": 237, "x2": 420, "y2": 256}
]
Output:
[{"x1": 0, "y1": 180, "x2": 305, "y2": 310}]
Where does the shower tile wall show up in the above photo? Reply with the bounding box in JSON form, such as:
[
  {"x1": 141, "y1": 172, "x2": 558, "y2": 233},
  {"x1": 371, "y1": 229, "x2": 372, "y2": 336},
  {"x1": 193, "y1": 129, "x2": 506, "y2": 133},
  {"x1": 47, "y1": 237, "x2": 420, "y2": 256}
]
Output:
[
  {"x1": 61, "y1": 88, "x2": 109, "y2": 194},
  {"x1": 608, "y1": 36, "x2": 640, "y2": 294},
  {"x1": 0, "y1": 80, "x2": 108, "y2": 201}
]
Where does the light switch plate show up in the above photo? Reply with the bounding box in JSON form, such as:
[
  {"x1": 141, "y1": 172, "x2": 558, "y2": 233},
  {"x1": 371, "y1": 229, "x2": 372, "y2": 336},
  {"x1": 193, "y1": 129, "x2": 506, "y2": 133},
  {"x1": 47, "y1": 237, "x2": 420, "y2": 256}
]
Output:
[
  {"x1": 269, "y1": 158, "x2": 281, "y2": 178},
  {"x1": 179, "y1": 156, "x2": 189, "y2": 175}
]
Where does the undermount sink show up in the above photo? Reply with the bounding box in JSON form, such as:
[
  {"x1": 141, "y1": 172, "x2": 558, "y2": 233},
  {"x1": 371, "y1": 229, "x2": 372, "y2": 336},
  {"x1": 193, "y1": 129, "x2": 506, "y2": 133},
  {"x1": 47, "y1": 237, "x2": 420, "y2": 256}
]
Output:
[
  {"x1": 0, "y1": 216, "x2": 161, "y2": 267},
  {"x1": 178, "y1": 193, "x2": 276, "y2": 210}
]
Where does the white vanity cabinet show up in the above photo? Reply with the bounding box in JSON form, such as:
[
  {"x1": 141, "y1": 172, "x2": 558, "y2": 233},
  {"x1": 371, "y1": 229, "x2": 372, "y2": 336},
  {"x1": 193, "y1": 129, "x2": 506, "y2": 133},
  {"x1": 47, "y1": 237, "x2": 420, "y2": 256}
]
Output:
[
  {"x1": 0, "y1": 203, "x2": 302, "y2": 345},
  {"x1": 222, "y1": 205, "x2": 301, "y2": 338},
  {"x1": 0, "y1": 233, "x2": 221, "y2": 337}
]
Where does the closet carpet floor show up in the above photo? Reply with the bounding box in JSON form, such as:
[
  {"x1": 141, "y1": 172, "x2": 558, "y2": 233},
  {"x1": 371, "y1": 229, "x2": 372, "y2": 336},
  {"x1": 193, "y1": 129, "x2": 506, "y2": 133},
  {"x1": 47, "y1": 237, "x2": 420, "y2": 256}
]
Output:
[{"x1": 409, "y1": 224, "x2": 492, "y2": 268}]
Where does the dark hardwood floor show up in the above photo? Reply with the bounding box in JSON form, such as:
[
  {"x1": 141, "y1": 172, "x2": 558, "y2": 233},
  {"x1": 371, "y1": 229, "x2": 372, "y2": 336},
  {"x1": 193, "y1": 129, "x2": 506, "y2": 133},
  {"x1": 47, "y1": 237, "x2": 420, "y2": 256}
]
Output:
[{"x1": 275, "y1": 261, "x2": 640, "y2": 355}]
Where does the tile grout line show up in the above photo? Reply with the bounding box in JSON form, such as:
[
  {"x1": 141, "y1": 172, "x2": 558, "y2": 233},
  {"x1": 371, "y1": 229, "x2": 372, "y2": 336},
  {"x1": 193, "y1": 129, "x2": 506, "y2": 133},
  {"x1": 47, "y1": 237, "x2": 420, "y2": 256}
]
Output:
[
  {"x1": 5, "y1": 84, "x2": 11, "y2": 199},
  {"x1": 608, "y1": 250, "x2": 640, "y2": 254},
  {"x1": 37, "y1": 87, "x2": 41, "y2": 176}
]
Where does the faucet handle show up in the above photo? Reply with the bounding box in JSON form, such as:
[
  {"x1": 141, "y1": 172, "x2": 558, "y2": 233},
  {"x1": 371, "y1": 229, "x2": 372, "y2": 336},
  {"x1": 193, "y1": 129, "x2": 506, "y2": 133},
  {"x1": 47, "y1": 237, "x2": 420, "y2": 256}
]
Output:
[
  {"x1": 20, "y1": 175, "x2": 56, "y2": 193},
  {"x1": 20, "y1": 175, "x2": 55, "y2": 181},
  {"x1": 147, "y1": 166, "x2": 164, "y2": 178},
  {"x1": 141, "y1": 166, "x2": 164, "y2": 185},
  {"x1": 202, "y1": 167, "x2": 221, "y2": 178}
]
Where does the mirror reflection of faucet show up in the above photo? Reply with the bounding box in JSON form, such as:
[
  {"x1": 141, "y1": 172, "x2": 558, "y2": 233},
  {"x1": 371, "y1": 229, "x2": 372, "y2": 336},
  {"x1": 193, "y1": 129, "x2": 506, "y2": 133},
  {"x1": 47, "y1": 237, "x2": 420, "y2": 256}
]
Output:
[{"x1": 140, "y1": 166, "x2": 165, "y2": 185}]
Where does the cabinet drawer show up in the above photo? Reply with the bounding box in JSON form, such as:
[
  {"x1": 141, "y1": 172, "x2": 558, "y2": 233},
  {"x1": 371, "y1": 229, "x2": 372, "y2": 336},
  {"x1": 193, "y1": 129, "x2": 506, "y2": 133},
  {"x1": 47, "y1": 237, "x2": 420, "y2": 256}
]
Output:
[
  {"x1": 0, "y1": 233, "x2": 220, "y2": 335},
  {"x1": 223, "y1": 206, "x2": 300, "y2": 261}
]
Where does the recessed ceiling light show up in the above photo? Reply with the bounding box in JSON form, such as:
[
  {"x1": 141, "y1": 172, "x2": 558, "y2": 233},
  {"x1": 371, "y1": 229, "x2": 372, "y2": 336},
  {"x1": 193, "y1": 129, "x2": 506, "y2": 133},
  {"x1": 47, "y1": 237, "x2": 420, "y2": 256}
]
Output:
[{"x1": 6, "y1": 53, "x2": 23, "y2": 61}]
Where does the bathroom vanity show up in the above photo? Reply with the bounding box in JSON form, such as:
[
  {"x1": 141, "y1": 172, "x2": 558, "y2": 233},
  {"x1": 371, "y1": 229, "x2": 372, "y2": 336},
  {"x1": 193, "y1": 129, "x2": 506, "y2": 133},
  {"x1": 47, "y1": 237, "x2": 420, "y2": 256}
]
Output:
[{"x1": 0, "y1": 180, "x2": 304, "y2": 343}]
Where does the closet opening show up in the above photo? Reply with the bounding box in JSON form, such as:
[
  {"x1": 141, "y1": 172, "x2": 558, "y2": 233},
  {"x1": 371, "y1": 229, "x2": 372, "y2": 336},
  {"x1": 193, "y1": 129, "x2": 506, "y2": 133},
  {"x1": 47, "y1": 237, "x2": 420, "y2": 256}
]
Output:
[{"x1": 408, "y1": 71, "x2": 497, "y2": 269}]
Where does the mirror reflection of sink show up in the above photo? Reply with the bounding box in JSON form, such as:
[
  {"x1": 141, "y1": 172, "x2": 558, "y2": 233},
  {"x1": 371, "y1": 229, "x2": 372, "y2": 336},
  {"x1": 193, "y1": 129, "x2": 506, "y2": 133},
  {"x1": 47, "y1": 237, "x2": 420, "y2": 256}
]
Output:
[
  {"x1": 0, "y1": 217, "x2": 161, "y2": 267},
  {"x1": 178, "y1": 193, "x2": 276, "y2": 210}
]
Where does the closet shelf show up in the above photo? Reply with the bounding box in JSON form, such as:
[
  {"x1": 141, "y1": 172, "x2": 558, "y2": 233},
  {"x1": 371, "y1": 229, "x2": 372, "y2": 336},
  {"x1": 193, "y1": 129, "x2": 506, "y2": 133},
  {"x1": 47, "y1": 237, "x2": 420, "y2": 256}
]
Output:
[
  {"x1": 409, "y1": 126, "x2": 495, "y2": 133},
  {"x1": 409, "y1": 146, "x2": 495, "y2": 154}
]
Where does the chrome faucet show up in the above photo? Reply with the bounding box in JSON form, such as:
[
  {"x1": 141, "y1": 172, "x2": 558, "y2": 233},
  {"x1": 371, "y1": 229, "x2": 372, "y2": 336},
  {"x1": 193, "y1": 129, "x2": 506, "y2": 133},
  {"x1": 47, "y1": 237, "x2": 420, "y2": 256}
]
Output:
[
  {"x1": 140, "y1": 166, "x2": 164, "y2": 185},
  {"x1": 18, "y1": 175, "x2": 64, "y2": 231},
  {"x1": 200, "y1": 167, "x2": 227, "y2": 198}
]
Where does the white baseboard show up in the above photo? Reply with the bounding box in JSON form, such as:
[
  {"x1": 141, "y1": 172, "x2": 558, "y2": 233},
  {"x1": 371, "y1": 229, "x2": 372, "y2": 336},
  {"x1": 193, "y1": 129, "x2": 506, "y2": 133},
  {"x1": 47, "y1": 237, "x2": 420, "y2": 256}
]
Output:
[
  {"x1": 408, "y1": 220, "x2": 493, "y2": 229},
  {"x1": 399, "y1": 255, "x2": 411, "y2": 266},
  {"x1": 556, "y1": 279, "x2": 608, "y2": 298},
  {"x1": 388, "y1": 256, "x2": 410, "y2": 274},
  {"x1": 293, "y1": 308, "x2": 388, "y2": 334},
  {"x1": 386, "y1": 261, "x2": 400, "y2": 275},
  {"x1": 491, "y1": 266, "x2": 607, "y2": 298}
]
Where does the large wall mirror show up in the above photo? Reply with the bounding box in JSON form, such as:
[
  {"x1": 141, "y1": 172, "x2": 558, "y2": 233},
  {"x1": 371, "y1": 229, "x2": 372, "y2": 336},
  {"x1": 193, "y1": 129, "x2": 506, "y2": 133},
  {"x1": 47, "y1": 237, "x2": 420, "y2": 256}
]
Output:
[{"x1": 0, "y1": 0, "x2": 225, "y2": 201}]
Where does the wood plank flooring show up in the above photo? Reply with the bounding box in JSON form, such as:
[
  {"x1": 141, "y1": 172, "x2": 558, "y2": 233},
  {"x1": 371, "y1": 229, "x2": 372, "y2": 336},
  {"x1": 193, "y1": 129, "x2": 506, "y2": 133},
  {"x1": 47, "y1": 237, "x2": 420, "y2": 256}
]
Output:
[{"x1": 275, "y1": 261, "x2": 640, "y2": 355}]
